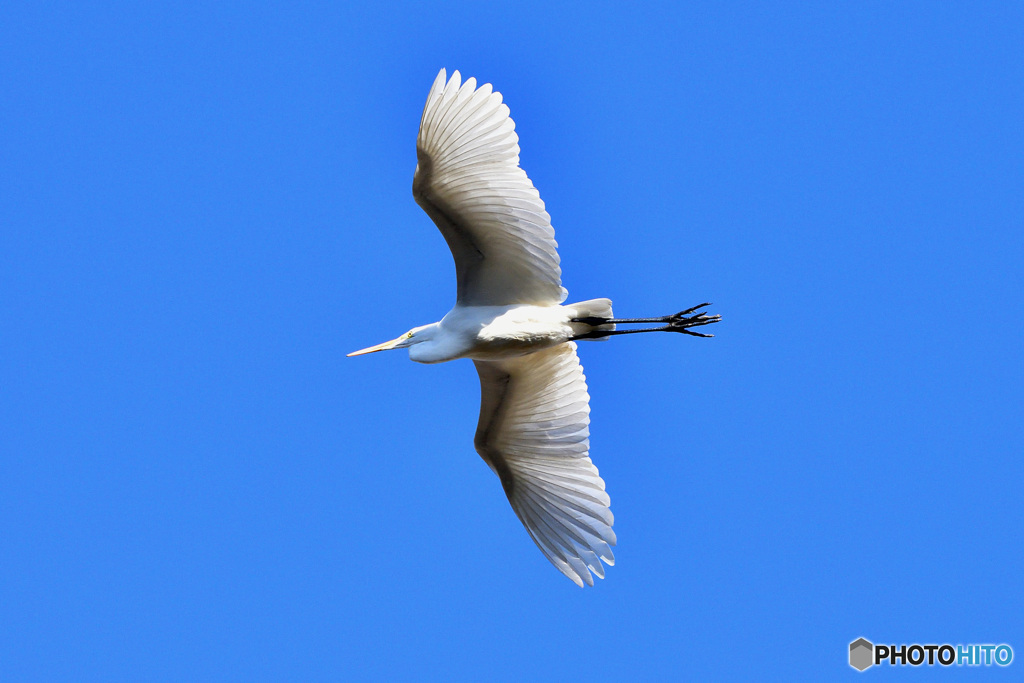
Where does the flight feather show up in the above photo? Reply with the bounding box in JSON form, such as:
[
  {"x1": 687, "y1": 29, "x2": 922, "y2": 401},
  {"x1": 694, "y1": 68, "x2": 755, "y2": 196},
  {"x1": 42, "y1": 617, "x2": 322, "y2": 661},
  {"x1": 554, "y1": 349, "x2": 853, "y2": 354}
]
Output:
[
  {"x1": 473, "y1": 343, "x2": 615, "y2": 587},
  {"x1": 413, "y1": 69, "x2": 567, "y2": 306}
]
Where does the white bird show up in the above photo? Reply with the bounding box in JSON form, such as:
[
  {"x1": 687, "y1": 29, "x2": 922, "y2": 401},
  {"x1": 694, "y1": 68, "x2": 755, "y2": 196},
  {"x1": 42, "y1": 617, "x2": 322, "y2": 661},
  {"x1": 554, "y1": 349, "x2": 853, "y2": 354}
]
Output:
[{"x1": 349, "y1": 69, "x2": 719, "y2": 587}]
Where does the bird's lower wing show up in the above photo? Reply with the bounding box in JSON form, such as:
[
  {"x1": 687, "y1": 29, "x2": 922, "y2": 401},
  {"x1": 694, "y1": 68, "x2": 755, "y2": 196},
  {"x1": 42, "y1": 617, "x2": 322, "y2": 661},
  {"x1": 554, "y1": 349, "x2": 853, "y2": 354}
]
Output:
[
  {"x1": 473, "y1": 343, "x2": 615, "y2": 587},
  {"x1": 413, "y1": 69, "x2": 567, "y2": 307}
]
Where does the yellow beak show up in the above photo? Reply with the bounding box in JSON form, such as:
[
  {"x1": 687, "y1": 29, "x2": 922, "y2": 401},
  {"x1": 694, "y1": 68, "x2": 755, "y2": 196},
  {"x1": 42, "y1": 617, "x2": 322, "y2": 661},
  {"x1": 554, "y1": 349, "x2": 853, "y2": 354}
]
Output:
[{"x1": 347, "y1": 334, "x2": 408, "y2": 357}]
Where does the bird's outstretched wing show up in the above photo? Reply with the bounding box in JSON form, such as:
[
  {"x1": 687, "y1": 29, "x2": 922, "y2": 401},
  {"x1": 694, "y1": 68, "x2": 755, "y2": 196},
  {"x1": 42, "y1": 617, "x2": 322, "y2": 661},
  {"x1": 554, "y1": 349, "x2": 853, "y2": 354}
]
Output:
[
  {"x1": 473, "y1": 343, "x2": 615, "y2": 587},
  {"x1": 413, "y1": 69, "x2": 567, "y2": 307}
]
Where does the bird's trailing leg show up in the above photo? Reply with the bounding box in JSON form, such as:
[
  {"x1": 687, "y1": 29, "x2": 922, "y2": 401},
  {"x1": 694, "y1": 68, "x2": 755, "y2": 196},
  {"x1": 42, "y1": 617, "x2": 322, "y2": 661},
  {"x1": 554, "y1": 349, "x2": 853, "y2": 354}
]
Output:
[{"x1": 571, "y1": 302, "x2": 721, "y2": 340}]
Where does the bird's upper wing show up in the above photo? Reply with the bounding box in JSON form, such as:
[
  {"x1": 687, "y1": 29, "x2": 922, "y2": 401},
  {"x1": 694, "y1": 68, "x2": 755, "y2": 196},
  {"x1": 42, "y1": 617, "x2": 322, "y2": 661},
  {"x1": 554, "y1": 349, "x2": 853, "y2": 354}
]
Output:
[
  {"x1": 473, "y1": 343, "x2": 615, "y2": 587},
  {"x1": 413, "y1": 69, "x2": 567, "y2": 307}
]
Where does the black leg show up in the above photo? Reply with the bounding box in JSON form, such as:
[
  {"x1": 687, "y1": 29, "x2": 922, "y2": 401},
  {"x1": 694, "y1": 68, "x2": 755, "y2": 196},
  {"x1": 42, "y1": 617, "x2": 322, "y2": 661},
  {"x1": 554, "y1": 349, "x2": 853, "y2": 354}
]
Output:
[
  {"x1": 573, "y1": 303, "x2": 716, "y2": 325},
  {"x1": 571, "y1": 302, "x2": 721, "y2": 341}
]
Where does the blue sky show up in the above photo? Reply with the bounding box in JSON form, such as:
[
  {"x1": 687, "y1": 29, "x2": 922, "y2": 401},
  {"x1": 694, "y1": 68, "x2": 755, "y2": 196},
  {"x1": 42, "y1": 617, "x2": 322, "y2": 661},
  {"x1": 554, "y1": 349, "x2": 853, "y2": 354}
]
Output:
[{"x1": 3, "y1": 1, "x2": 1022, "y2": 680}]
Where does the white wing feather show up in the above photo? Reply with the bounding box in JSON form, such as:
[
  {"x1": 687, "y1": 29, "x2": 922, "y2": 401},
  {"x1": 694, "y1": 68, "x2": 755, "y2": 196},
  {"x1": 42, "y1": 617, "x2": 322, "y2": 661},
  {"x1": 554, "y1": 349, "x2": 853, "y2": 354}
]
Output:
[
  {"x1": 474, "y1": 343, "x2": 615, "y2": 587},
  {"x1": 414, "y1": 69, "x2": 567, "y2": 307}
]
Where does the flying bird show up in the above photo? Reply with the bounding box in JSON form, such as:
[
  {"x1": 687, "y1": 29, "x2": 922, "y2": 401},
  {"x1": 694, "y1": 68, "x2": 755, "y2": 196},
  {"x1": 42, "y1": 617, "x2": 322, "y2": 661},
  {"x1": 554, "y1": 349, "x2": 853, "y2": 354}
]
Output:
[{"x1": 349, "y1": 69, "x2": 720, "y2": 587}]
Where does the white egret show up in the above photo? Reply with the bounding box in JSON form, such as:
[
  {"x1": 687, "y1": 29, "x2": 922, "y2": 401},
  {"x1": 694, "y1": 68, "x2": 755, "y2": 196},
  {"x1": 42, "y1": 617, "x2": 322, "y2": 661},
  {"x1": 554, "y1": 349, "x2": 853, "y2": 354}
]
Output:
[{"x1": 350, "y1": 69, "x2": 719, "y2": 587}]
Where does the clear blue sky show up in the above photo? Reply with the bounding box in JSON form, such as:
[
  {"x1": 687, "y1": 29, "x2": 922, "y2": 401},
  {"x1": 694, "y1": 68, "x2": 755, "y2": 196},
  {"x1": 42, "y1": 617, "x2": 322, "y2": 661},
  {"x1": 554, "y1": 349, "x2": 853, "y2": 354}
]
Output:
[{"x1": 3, "y1": 2, "x2": 1022, "y2": 680}]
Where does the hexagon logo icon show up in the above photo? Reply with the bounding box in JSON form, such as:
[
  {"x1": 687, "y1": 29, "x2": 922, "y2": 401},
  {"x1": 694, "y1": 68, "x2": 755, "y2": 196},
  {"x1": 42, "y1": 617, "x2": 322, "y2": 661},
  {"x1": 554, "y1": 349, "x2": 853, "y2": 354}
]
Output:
[{"x1": 850, "y1": 638, "x2": 874, "y2": 671}]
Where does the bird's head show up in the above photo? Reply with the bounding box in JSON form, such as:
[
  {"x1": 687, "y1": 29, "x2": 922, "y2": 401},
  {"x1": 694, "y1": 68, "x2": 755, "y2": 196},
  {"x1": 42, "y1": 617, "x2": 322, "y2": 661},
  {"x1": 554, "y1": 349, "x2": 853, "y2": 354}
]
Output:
[{"x1": 347, "y1": 324, "x2": 435, "y2": 357}]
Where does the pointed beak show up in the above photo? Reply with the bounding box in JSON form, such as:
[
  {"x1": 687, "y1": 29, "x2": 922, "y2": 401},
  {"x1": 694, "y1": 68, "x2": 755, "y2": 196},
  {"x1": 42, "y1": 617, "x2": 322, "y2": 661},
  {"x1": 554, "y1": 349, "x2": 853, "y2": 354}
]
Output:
[{"x1": 347, "y1": 334, "x2": 407, "y2": 357}]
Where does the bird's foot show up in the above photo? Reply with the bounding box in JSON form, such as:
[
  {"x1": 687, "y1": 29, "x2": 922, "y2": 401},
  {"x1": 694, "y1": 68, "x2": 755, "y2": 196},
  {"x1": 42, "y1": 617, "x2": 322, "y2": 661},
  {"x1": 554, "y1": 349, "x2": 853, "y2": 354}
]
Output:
[{"x1": 665, "y1": 303, "x2": 721, "y2": 337}]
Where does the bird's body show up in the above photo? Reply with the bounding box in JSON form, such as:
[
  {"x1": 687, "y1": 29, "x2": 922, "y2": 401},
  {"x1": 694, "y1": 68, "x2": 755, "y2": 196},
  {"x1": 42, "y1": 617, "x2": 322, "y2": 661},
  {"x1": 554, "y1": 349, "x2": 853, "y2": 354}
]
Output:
[
  {"x1": 350, "y1": 69, "x2": 719, "y2": 587},
  {"x1": 406, "y1": 299, "x2": 614, "y2": 364}
]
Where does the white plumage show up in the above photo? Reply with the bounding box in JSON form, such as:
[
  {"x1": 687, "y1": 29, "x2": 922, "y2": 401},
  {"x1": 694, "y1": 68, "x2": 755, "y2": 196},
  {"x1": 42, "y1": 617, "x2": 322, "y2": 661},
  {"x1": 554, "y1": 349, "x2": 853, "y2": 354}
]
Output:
[
  {"x1": 349, "y1": 69, "x2": 719, "y2": 587},
  {"x1": 413, "y1": 69, "x2": 566, "y2": 307},
  {"x1": 474, "y1": 343, "x2": 614, "y2": 585}
]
